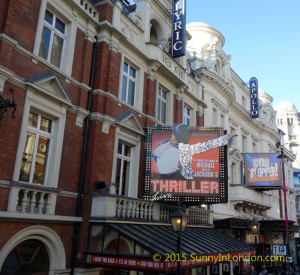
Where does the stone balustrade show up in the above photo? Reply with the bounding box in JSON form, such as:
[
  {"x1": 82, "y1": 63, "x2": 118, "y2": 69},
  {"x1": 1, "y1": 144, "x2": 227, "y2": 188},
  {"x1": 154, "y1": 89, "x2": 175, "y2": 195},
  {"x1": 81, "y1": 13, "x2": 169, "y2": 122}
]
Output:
[
  {"x1": 73, "y1": 0, "x2": 99, "y2": 22},
  {"x1": 91, "y1": 194, "x2": 213, "y2": 225},
  {"x1": 7, "y1": 182, "x2": 59, "y2": 215}
]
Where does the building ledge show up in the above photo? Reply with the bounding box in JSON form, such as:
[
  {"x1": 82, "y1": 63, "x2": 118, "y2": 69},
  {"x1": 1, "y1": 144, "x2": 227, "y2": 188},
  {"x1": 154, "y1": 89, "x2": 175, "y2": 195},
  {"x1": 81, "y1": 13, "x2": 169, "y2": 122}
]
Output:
[{"x1": 0, "y1": 211, "x2": 82, "y2": 223}]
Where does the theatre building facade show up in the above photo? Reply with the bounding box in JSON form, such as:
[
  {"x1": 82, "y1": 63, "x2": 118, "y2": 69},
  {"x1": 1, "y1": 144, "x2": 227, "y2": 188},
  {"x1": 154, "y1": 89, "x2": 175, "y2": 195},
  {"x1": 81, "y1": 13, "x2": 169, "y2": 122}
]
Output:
[{"x1": 0, "y1": 0, "x2": 296, "y2": 274}]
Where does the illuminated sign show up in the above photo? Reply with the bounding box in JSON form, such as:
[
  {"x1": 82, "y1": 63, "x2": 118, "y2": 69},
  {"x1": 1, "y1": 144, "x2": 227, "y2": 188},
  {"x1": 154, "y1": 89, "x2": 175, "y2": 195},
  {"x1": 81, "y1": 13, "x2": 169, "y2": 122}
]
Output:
[
  {"x1": 244, "y1": 153, "x2": 282, "y2": 188},
  {"x1": 249, "y1": 77, "x2": 259, "y2": 118},
  {"x1": 294, "y1": 171, "x2": 300, "y2": 186},
  {"x1": 144, "y1": 125, "x2": 228, "y2": 205},
  {"x1": 172, "y1": 0, "x2": 186, "y2": 57},
  {"x1": 88, "y1": 250, "x2": 255, "y2": 271}
]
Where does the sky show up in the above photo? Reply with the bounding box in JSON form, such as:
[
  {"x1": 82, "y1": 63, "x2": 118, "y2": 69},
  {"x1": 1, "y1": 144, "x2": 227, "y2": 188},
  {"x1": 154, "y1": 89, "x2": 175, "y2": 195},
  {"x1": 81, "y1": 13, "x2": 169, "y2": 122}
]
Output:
[{"x1": 186, "y1": 0, "x2": 300, "y2": 111}]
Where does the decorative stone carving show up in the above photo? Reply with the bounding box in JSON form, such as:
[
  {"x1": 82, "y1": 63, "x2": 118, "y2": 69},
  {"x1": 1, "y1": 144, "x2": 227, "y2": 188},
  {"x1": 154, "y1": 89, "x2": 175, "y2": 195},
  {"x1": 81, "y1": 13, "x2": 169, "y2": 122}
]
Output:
[
  {"x1": 122, "y1": 26, "x2": 134, "y2": 43},
  {"x1": 132, "y1": 14, "x2": 142, "y2": 27},
  {"x1": 147, "y1": 61, "x2": 160, "y2": 80},
  {"x1": 259, "y1": 102, "x2": 277, "y2": 130},
  {"x1": 222, "y1": 54, "x2": 232, "y2": 85},
  {"x1": 75, "y1": 106, "x2": 90, "y2": 127}
]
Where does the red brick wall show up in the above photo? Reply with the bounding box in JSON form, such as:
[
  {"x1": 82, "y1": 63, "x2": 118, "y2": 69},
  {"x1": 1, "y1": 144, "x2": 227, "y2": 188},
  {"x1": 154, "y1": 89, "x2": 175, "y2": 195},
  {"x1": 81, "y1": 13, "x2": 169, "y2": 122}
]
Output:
[
  {"x1": 197, "y1": 112, "x2": 204, "y2": 127},
  {"x1": 85, "y1": 120, "x2": 116, "y2": 192},
  {"x1": 58, "y1": 112, "x2": 84, "y2": 193},
  {"x1": 55, "y1": 195, "x2": 77, "y2": 216},
  {"x1": 0, "y1": 187, "x2": 10, "y2": 211},
  {"x1": 173, "y1": 95, "x2": 183, "y2": 124},
  {"x1": 72, "y1": 28, "x2": 93, "y2": 86},
  {"x1": 2, "y1": 0, "x2": 41, "y2": 52},
  {"x1": 143, "y1": 72, "x2": 156, "y2": 118},
  {"x1": 0, "y1": 0, "x2": 9, "y2": 32},
  {"x1": 96, "y1": 3, "x2": 113, "y2": 23},
  {"x1": 93, "y1": 42, "x2": 121, "y2": 97},
  {"x1": 0, "y1": 83, "x2": 26, "y2": 181}
]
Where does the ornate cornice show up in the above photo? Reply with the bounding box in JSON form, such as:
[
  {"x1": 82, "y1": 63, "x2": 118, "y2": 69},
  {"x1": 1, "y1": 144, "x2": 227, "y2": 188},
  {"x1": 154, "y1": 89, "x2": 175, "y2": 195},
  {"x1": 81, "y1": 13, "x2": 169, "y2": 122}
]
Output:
[{"x1": 194, "y1": 68, "x2": 236, "y2": 103}]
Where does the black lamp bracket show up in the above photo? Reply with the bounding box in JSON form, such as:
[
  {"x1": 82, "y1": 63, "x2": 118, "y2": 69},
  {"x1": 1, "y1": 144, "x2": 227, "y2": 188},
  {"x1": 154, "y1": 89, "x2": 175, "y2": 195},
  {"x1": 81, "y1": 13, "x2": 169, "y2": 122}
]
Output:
[{"x1": 0, "y1": 88, "x2": 17, "y2": 120}]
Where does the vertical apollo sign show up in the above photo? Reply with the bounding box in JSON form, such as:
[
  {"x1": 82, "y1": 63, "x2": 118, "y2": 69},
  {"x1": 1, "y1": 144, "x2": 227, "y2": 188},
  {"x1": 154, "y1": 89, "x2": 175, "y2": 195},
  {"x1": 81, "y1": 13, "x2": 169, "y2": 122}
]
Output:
[
  {"x1": 172, "y1": 0, "x2": 186, "y2": 58},
  {"x1": 249, "y1": 77, "x2": 259, "y2": 118}
]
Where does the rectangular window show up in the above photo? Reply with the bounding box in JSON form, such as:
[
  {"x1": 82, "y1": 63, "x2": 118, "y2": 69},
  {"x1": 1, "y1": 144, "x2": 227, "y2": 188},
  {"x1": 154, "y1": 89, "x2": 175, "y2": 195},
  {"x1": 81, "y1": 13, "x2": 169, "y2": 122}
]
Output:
[
  {"x1": 242, "y1": 135, "x2": 247, "y2": 152},
  {"x1": 252, "y1": 142, "x2": 257, "y2": 152},
  {"x1": 19, "y1": 112, "x2": 53, "y2": 185},
  {"x1": 115, "y1": 142, "x2": 132, "y2": 196},
  {"x1": 157, "y1": 87, "x2": 167, "y2": 124},
  {"x1": 220, "y1": 114, "x2": 225, "y2": 126},
  {"x1": 184, "y1": 106, "x2": 191, "y2": 126},
  {"x1": 213, "y1": 109, "x2": 218, "y2": 127},
  {"x1": 230, "y1": 127, "x2": 237, "y2": 147},
  {"x1": 121, "y1": 62, "x2": 136, "y2": 106},
  {"x1": 39, "y1": 10, "x2": 66, "y2": 68}
]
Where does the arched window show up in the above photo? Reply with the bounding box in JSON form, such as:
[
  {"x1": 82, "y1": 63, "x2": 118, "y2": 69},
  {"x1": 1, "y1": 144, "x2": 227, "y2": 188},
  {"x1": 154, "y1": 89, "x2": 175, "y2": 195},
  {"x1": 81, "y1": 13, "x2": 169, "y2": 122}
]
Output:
[
  {"x1": 1, "y1": 240, "x2": 49, "y2": 274},
  {"x1": 149, "y1": 19, "x2": 163, "y2": 44},
  {"x1": 150, "y1": 26, "x2": 158, "y2": 43}
]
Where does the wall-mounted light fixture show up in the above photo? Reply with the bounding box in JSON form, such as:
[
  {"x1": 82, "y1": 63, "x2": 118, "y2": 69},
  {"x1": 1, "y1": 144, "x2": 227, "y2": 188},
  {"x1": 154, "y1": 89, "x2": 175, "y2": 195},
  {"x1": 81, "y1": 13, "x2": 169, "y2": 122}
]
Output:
[
  {"x1": 95, "y1": 181, "x2": 106, "y2": 189},
  {"x1": 0, "y1": 88, "x2": 17, "y2": 120}
]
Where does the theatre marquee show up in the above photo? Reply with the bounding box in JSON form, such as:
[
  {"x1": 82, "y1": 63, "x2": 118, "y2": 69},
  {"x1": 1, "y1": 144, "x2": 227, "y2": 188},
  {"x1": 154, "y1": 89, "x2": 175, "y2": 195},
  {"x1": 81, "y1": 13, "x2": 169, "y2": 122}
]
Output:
[{"x1": 143, "y1": 125, "x2": 228, "y2": 205}]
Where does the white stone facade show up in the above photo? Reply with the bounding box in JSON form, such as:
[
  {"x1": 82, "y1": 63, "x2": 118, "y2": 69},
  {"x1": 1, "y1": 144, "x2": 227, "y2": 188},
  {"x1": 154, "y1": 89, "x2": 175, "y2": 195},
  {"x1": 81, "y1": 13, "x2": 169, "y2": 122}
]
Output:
[
  {"x1": 275, "y1": 101, "x2": 300, "y2": 169},
  {"x1": 186, "y1": 22, "x2": 297, "y2": 227}
]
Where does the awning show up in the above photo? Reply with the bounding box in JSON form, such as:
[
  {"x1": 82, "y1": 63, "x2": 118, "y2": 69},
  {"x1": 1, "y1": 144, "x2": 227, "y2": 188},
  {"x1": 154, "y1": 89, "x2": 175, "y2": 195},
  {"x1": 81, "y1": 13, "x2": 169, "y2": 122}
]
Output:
[
  {"x1": 86, "y1": 223, "x2": 254, "y2": 272},
  {"x1": 214, "y1": 217, "x2": 298, "y2": 232}
]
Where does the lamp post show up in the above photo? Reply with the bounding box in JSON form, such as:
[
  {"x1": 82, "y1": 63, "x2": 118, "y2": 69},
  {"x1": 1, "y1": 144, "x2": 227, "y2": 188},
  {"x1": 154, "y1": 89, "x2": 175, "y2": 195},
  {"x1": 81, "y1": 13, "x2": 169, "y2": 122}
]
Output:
[
  {"x1": 250, "y1": 219, "x2": 261, "y2": 275},
  {"x1": 277, "y1": 145, "x2": 290, "y2": 267},
  {"x1": 170, "y1": 208, "x2": 189, "y2": 275}
]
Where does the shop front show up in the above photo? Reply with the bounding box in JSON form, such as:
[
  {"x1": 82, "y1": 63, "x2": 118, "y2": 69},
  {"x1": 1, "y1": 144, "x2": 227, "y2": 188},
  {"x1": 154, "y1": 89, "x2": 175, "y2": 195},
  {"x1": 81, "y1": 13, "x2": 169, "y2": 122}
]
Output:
[{"x1": 215, "y1": 217, "x2": 298, "y2": 273}]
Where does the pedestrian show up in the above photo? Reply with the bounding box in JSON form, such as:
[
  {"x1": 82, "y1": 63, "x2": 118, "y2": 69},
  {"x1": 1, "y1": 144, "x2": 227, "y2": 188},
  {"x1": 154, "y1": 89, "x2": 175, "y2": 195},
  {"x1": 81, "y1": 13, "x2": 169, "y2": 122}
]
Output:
[
  {"x1": 260, "y1": 265, "x2": 268, "y2": 275},
  {"x1": 288, "y1": 264, "x2": 296, "y2": 275},
  {"x1": 250, "y1": 265, "x2": 257, "y2": 275}
]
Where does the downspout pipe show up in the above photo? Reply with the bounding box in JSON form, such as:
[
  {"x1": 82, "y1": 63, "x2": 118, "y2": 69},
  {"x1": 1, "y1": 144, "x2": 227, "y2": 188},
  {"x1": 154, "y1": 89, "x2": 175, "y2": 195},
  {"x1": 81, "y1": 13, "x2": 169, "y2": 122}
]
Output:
[{"x1": 70, "y1": 36, "x2": 98, "y2": 275}]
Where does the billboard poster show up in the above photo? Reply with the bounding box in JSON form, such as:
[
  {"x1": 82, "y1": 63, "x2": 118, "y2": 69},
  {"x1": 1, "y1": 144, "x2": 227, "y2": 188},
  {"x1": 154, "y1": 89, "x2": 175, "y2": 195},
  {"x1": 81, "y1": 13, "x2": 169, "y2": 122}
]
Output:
[
  {"x1": 249, "y1": 77, "x2": 259, "y2": 119},
  {"x1": 144, "y1": 125, "x2": 228, "y2": 205},
  {"x1": 244, "y1": 153, "x2": 282, "y2": 188},
  {"x1": 294, "y1": 171, "x2": 300, "y2": 186},
  {"x1": 172, "y1": 0, "x2": 186, "y2": 57}
]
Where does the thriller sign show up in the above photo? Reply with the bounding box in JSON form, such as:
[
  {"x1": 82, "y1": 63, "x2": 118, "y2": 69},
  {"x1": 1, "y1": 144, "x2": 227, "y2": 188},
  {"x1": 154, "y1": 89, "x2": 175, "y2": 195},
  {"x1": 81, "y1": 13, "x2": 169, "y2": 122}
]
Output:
[{"x1": 144, "y1": 125, "x2": 228, "y2": 205}]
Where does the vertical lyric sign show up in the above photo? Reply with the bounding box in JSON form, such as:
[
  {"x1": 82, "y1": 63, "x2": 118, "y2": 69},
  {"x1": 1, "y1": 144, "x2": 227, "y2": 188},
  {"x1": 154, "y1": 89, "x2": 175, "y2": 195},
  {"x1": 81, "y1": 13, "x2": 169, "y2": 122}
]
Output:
[
  {"x1": 249, "y1": 77, "x2": 259, "y2": 118},
  {"x1": 172, "y1": 0, "x2": 186, "y2": 58}
]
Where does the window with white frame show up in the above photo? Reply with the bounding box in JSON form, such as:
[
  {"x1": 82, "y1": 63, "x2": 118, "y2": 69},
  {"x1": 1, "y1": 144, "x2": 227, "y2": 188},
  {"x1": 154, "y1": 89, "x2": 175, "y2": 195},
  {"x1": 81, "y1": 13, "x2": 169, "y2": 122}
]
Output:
[
  {"x1": 19, "y1": 112, "x2": 53, "y2": 185},
  {"x1": 252, "y1": 142, "x2": 257, "y2": 152},
  {"x1": 242, "y1": 96, "x2": 247, "y2": 109},
  {"x1": 13, "y1": 81, "x2": 69, "y2": 189},
  {"x1": 213, "y1": 108, "x2": 217, "y2": 127},
  {"x1": 121, "y1": 62, "x2": 136, "y2": 106},
  {"x1": 38, "y1": 10, "x2": 66, "y2": 68},
  {"x1": 230, "y1": 127, "x2": 237, "y2": 147},
  {"x1": 242, "y1": 135, "x2": 247, "y2": 152},
  {"x1": 220, "y1": 114, "x2": 225, "y2": 127},
  {"x1": 157, "y1": 87, "x2": 167, "y2": 124},
  {"x1": 115, "y1": 142, "x2": 132, "y2": 196},
  {"x1": 183, "y1": 106, "x2": 191, "y2": 126}
]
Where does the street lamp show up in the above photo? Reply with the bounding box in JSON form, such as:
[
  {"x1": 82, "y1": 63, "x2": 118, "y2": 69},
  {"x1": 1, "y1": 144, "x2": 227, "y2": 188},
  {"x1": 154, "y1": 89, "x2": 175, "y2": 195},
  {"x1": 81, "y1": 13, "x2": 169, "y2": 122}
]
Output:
[
  {"x1": 170, "y1": 208, "x2": 189, "y2": 275},
  {"x1": 277, "y1": 145, "x2": 290, "y2": 266},
  {"x1": 250, "y1": 219, "x2": 260, "y2": 274}
]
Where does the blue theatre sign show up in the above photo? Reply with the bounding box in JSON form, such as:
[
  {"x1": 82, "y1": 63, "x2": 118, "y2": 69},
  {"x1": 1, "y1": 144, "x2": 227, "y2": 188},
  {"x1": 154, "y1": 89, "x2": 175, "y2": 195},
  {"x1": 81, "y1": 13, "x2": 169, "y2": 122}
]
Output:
[
  {"x1": 249, "y1": 77, "x2": 259, "y2": 118},
  {"x1": 172, "y1": 0, "x2": 186, "y2": 58}
]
